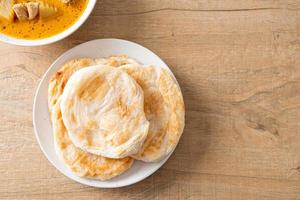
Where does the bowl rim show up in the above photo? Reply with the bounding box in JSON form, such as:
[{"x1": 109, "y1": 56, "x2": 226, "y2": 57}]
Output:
[{"x1": 0, "y1": 0, "x2": 97, "y2": 46}]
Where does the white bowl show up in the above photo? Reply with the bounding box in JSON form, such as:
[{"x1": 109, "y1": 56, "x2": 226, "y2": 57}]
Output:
[
  {"x1": 0, "y1": 0, "x2": 96, "y2": 46},
  {"x1": 33, "y1": 39, "x2": 183, "y2": 188}
]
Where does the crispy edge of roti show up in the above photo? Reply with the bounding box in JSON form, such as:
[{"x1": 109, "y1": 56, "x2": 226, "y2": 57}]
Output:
[
  {"x1": 95, "y1": 55, "x2": 139, "y2": 67},
  {"x1": 48, "y1": 58, "x2": 134, "y2": 180},
  {"x1": 50, "y1": 99, "x2": 134, "y2": 180},
  {"x1": 120, "y1": 65, "x2": 185, "y2": 162},
  {"x1": 48, "y1": 58, "x2": 95, "y2": 110}
]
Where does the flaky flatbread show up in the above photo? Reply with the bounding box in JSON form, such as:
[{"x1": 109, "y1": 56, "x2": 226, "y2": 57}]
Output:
[
  {"x1": 120, "y1": 65, "x2": 185, "y2": 162},
  {"x1": 60, "y1": 65, "x2": 149, "y2": 159},
  {"x1": 48, "y1": 58, "x2": 134, "y2": 180}
]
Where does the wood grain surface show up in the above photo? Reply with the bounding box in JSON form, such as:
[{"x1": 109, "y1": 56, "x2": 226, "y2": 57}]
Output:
[{"x1": 0, "y1": 0, "x2": 300, "y2": 199}]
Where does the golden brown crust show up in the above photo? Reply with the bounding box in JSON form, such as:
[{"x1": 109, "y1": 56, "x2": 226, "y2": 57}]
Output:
[
  {"x1": 48, "y1": 58, "x2": 95, "y2": 111},
  {"x1": 48, "y1": 58, "x2": 134, "y2": 180},
  {"x1": 95, "y1": 55, "x2": 139, "y2": 67}
]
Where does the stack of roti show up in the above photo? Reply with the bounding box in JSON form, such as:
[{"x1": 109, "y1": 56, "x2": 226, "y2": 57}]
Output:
[{"x1": 48, "y1": 56, "x2": 185, "y2": 180}]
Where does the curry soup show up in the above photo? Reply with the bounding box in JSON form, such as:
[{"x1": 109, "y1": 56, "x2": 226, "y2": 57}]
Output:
[{"x1": 0, "y1": 0, "x2": 88, "y2": 39}]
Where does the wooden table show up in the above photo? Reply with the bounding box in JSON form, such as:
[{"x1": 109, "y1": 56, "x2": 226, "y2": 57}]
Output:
[{"x1": 1, "y1": 0, "x2": 300, "y2": 199}]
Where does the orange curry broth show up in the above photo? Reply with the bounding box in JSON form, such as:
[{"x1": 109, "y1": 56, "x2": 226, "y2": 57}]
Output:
[{"x1": 0, "y1": 0, "x2": 88, "y2": 39}]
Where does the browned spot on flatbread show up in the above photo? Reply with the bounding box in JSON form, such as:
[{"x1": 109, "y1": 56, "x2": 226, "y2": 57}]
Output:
[
  {"x1": 109, "y1": 70, "x2": 121, "y2": 86},
  {"x1": 115, "y1": 131, "x2": 129, "y2": 145},
  {"x1": 144, "y1": 89, "x2": 164, "y2": 118},
  {"x1": 60, "y1": 79, "x2": 66, "y2": 91},
  {"x1": 108, "y1": 55, "x2": 129, "y2": 67},
  {"x1": 117, "y1": 97, "x2": 129, "y2": 117},
  {"x1": 87, "y1": 120, "x2": 99, "y2": 129},
  {"x1": 78, "y1": 129, "x2": 89, "y2": 141},
  {"x1": 66, "y1": 100, "x2": 73, "y2": 110},
  {"x1": 142, "y1": 127, "x2": 166, "y2": 155},
  {"x1": 135, "y1": 79, "x2": 146, "y2": 88},
  {"x1": 60, "y1": 141, "x2": 71, "y2": 150},
  {"x1": 109, "y1": 60, "x2": 118, "y2": 67},
  {"x1": 50, "y1": 71, "x2": 62, "y2": 83},
  {"x1": 83, "y1": 122, "x2": 99, "y2": 146},
  {"x1": 56, "y1": 110, "x2": 62, "y2": 119},
  {"x1": 78, "y1": 76, "x2": 108, "y2": 101},
  {"x1": 71, "y1": 113, "x2": 77, "y2": 123}
]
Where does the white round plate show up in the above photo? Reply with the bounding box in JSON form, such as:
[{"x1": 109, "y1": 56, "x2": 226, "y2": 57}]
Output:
[{"x1": 33, "y1": 39, "x2": 181, "y2": 188}]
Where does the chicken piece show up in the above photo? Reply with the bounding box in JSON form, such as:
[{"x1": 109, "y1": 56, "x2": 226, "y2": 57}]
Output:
[
  {"x1": 0, "y1": 0, "x2": 14, "y2": 21},
  {"x1": 13, "y1": 3, "x2": 28, "y2": 21},
  {"x1": 12, "y1": 1, "x2": 58, "y2": 21},
  {"x1": 39, "y1": 2, "x2": 58, "y2": 19},
  {"x1": 26, "y1": 2, "x2": 39, "y2": 20}
]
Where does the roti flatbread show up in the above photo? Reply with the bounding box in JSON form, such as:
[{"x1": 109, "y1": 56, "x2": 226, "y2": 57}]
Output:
[
  {"x1": 60, "y1": 65, "x2": 149, "y2": 159},
  {"x1": 48, "y1": 58, "x2": 134, "y2": 180},
  {"x1": 120, "y1": 64, "x2": 185, "y2": 162}
]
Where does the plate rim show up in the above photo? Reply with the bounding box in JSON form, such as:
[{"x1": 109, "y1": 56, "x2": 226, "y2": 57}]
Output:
[{"x1": 33, "y1": 38, "x2": 181, "y2": 188}]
